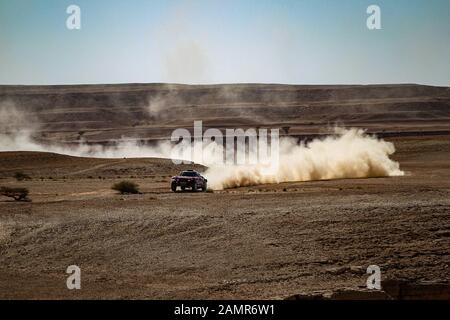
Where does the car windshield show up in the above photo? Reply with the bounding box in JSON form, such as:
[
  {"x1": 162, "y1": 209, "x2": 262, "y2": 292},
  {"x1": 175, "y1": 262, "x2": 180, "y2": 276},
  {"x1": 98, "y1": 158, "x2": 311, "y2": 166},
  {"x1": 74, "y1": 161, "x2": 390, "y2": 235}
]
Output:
[{"x1": 180, "y1": 171, "x2": 197, "y2": 177}]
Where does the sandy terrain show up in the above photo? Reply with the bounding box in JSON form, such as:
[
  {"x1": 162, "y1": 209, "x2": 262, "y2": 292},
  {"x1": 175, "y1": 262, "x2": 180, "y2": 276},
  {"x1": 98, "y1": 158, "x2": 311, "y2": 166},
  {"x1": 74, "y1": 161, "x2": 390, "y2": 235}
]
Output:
[
  {"x1": 0, "y1": 134, "x2": 449, "y2": 299},
  {"x1": 0, "y1": 83, "x2": 449, "y2": 299}
]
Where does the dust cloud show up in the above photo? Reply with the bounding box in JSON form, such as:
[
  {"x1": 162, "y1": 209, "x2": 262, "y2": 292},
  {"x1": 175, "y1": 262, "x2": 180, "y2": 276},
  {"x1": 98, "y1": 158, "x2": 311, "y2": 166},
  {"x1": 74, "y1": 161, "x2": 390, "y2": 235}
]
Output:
[
  {"x1": 1, "y1": 104, "x2": 403, "y2": 190},
  {"x1": 205, "y1": 128, "x2": 404, "y2": 190},
  {"x1": 0, "y1": 104, "x2": 173, "y2": 159}
]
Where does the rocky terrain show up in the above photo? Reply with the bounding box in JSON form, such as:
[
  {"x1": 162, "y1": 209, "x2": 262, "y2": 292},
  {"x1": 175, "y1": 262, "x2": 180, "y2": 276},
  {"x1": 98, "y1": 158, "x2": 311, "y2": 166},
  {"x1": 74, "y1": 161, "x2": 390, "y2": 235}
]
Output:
[
  {"x1": 0, "y1": 83, "x2": 449, "y2": 299},
  {"x1": 0, "y1": 135, "x2": 449, "y2": 299}
]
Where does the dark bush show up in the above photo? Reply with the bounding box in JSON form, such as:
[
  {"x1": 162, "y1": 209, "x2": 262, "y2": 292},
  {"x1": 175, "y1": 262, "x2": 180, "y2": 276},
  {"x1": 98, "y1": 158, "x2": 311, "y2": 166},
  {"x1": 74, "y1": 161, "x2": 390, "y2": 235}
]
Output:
[
  {"x1": 112, "y1": 181, "x2": 140, "y2": 194},
  {"x1": 14, "y1": 172, "x2": 31, "y2": 181},
  {"x1": 0, "y1": 186, "x2": 30, "y2": 201}
]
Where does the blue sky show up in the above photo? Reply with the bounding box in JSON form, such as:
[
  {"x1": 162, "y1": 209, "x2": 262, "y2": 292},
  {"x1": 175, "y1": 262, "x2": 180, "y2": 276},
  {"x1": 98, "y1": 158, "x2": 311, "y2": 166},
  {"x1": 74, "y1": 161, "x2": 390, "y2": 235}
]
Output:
[{"x1": 0, "y1": 0, "x2": 449, "y2": 85}]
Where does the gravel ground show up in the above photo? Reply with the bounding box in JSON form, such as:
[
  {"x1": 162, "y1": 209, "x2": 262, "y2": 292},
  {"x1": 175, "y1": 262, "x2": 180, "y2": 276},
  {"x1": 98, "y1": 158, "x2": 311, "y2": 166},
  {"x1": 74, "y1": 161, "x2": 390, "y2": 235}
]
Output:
[{"x1": 0, "y1": 135, "x2": 449, "y2": 299}]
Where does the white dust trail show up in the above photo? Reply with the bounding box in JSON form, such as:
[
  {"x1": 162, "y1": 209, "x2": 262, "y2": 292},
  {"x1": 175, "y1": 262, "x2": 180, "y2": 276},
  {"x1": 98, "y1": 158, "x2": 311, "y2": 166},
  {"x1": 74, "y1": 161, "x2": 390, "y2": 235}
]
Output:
[
  {"x1": 0, "y1": 105, "x2": 403, "y2": 190},
  {"x1": 205, "y1": 128, "x2": 404, "y2": 190}
]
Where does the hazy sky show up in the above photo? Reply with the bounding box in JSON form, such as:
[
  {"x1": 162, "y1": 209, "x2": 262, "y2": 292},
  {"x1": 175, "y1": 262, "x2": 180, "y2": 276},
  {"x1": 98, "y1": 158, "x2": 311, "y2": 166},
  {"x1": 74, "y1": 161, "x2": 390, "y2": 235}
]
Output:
[{"x1": 1, "y1": 0, "x2": 449, "y2": 85}]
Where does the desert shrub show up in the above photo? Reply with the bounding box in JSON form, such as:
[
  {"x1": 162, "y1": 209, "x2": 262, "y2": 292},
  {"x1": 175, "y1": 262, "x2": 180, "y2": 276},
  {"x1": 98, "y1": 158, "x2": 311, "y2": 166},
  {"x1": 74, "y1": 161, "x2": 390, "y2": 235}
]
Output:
[
  {"x1": 0, "y1": 186, "x2": 30, "y2": 201},
  {"x1": 14, "y1": 171, "x2": 31, "y2": 181},
  {"x1": 112, "y1": 181, "x2": 140, "y2": 194}
]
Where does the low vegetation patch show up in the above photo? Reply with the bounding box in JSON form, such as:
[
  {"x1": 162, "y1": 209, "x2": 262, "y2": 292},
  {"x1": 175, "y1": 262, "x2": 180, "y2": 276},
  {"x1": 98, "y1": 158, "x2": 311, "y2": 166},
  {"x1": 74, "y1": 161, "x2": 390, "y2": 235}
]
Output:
[
  {"x1": 0, "y1": 186, "x2": 30, "y2": 201},
  {"x1": 112, "y1": 181, "x2": 141, "y2": 194}
]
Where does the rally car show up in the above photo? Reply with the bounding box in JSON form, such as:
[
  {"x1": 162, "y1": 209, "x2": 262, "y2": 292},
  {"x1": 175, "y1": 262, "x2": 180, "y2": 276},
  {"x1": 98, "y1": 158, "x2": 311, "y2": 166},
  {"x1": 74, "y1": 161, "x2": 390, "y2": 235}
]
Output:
[{"x1": 171, "y1": 170, "x2": 208, "y2": 192}]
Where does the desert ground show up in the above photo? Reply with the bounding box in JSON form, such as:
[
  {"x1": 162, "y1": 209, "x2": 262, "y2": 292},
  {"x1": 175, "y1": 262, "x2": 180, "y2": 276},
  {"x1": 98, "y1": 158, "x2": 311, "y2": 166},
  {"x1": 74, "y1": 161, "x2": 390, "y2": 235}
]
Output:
[{"x1": 0, "y1": 84, "x2": 449, "y2": 299}]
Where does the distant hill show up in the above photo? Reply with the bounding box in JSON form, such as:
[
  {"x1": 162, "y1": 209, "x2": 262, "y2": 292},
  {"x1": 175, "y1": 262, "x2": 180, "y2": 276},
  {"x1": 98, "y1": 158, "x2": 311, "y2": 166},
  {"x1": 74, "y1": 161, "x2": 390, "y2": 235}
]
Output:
[{"x1": 1, "y1": 83, "x2": 449, "y2": 143}]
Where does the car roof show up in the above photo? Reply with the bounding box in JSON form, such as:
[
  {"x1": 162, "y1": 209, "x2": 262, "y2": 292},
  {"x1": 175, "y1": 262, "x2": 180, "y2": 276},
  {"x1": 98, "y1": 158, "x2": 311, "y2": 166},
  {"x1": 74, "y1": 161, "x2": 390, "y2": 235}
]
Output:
[{"x1": 180, "y1": 170, "x2": 198, "y2": 174}]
